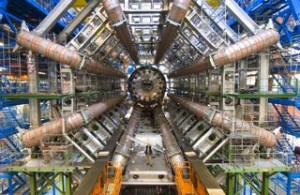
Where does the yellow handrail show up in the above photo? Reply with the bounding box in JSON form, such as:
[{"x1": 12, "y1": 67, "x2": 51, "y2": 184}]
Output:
[{"x1": 91, "y1": 161, "x2": 122, "y2": 195}]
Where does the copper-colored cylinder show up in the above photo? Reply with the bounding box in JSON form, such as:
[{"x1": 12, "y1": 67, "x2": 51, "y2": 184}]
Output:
[
  {"x1": 102, "y1": 0, "x2": 124, "y2": 23},
  {"x1": 115, "y1": 26, "x2": 139, "y2": 64},
  {"x1": 169, "y1": 0, "x2": 192, "y2": 23},
  {"x1": 154, "y1": 0, "x2": 191, "y2": 64},
  {"x1": 168, "y1": 94, "x2": 277, "y2": 147},
  {"x1": 16, "y1": 31, "x2": 126, "y2": 78},
  {"x1": 102, "y1": 0, "x2": 139, "y2": 64},
  {"x1": 22, "y1": 95, "x2": 126, "y2": 147},
  {"x1": 157, "y1": 111, "x2": 185, "y2": 168},
  {"x1": 169, "y1": 29, "x2": 280, "y2": 78},
  {"x1": 113, "y1": 109, "x2": 139, "y2": 167},
  {"x1": 154, "y1": 25, "x2": 179, "y2": 64}
]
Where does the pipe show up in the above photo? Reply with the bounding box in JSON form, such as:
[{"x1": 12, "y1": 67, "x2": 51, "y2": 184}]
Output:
[
  {"x1": 16, "y1": 31, "x2": 126, "y2": 78},
  {"x1": 102, "y1": 0, "x2": 139, "y2": 64},
  {"x1": 22, "y1": 95, "x2": 126, "y2": 147},
  {"x1": 154, "y1": 0, "x2": 191, "y2": 64},
  {"x1": 112, "y1": 109, "x2": 139, "y2": 168},
  {"x1": 157, "y1": 110, "x2": 185, "y2": 168},
  {"x1": 169, "y1": 29, "x2": 280, "y2": 78},
  {"x1": 168, "y1": 94, "x2": 277, "y2": 147}
]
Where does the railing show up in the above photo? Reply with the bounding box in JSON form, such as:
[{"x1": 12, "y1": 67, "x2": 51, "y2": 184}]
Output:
[
  {"x1": 91, "y1": 161, "x2": 123, "y2": 195},
  {"x1": 174, "y1": 161, "x2": 197, "y2": 195}
]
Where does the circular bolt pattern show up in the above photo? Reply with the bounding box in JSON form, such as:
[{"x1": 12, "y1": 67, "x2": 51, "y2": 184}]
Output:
[{"x1": 128, "y1": 67, "x2": 166, "y2": 108}]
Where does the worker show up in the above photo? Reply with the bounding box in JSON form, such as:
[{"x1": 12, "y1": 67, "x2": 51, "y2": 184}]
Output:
[{"x1": 145, "y1": 144, "x2": 153, "y2": 166}]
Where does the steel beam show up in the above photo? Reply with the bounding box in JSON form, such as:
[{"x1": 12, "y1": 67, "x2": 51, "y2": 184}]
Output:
[
  {"x1": 16, "y1": 31, "x2": 126, "y2": 78},
  {"x1": 22, "y1": 94, "x2": 126, "y2": 147},
  {"x1": 102, "y1": 0, "x2": 139, "y2": 64},
  {"x1": 227, "y1": 173, "x2": 235, "y2": 195},
  {"x1": 29, "y1": 173, "x2": 36, "y2": 195},
  {"x1": 168, "y1": 94, "x2": 277, "y2": 147},
  {"x1": 154, "y1": 0, "x2": 191, "y2": 64},
  {"x1": 169, "y1": 29, "x2": 280, "y2": 78},
  {"x1": 27, "y1": 51, "x2": 41, "y2": 128},
  {"x1": 262, "y1": 172, "x2": 270, "y2": 195},
  {"x1": 65, "y1": 173, "x2": 72, "y2": 195},
  {"x1": 225, "y1": 0, "x2": 259, "y2": 34},
  {"x1": 57, "y1": 0, "x2": 101, "y2": 43},
  {"x1": 33, "y1": 0, "x2": 76, "y2": 36},
  {"x1": 259, "y1": 51, "x2": 270, "y2": 123}
]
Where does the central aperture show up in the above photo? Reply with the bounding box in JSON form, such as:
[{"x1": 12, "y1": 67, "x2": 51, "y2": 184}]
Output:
[
  {"x1": 128, "y1": 67, "x2": 166, "y2": 108},
  {"x1": 141, "y1": 79, "x2": 154, "y2": 91}
]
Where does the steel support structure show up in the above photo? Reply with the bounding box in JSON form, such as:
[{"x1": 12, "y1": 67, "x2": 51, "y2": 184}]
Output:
[
  {"x1": 225, "y1": 0, "x2": 259, "y2": 34},
  {"x1": 57, "y1": 0, "x2": 101, "y2": 43},
  {"x1": 259, "y1": 50, "x2": 270, "y2": 123},
  {"x1": 226, "y1": 171, "x2": 274, "y2": 195},
  {"x1": 74, "y1": 119, "x2": 126, "y2": 195},
  {"x1": 33, "y1": 0, "x2": 76, "y2": 36},
  {"x1": 27, "y1": 50, "x2": 41, "y2": 128},
  {"x1": 29, "y1": 172, "x2": 72, "y2": 195}
]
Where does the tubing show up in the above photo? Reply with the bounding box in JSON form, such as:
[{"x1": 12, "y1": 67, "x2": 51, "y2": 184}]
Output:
[
  {"x1": 157, "y1": 110, "x2": 185, "y2": 168},
  {"x1": 22, "y1": 95, "x2": 126, "y2": 147},
  {"x1": 102, "y1": 0, "x2": 139, "y2": 64},
  {"x1": 16, "y1": 31, "x2": 126, "y2": 78},
  {"x1": 169, "y1": 29, "x2": 280, "y2": 78},
  {"x1": 112, "y1": 109, "x2": 139, "y2": 168},
  {"x1": 154, "y1": 0, "x2": 191, "y2": 64},
  {"x1": 168, "y1": 94, "x2": 277, "y2": 147}
]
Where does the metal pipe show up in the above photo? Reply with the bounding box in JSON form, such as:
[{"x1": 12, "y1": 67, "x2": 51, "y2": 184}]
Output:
[
  {"x1": 22, "y1": 95, "x2": 126, "y2": 148},
  {"x1": 102, "y1": 0, "x2": 139, "y2": 64},
  {"x1": 157, "y1": 111, "x2": 185, "y2": 168},
  {"x1": 16, "y1": 31, "x2": 126, "y2": 78},
  {"x1": 112, "y1": 109, "x2": 139, "y2": 167},
  {"x1": 169, "y1": 29, "x2": 280, "y2": 78},
  {"x1": 168, "y1": 94, "x2": 277, "y2": 147},
  {"x1": 154, "y1": 0, "x2": 191, "y2": 64}
]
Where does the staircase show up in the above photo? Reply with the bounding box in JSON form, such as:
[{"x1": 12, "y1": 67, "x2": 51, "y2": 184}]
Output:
[{"x1": 277, "y1": 134, "x2": 296, "y2": 164}]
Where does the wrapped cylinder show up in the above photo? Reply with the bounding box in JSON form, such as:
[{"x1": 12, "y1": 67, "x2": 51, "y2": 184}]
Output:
[
  {"x1": 169, "y1": 0, "x2": 192, "y2": 23},
  {"x1": 154, "y1": 0, "x2": 191, "y2": 64},
  {"x1": 22, "y1": 95, "x2": 126, "y2": 148},
  {"x1": 16, "y1": 31, "x2": 126, "y2": 78},
  {"x1": 102, "y1": 0, "x2": 124, "y2": 24},
  {"x1": 112, "y1": 109, "x2": 139, "y2": 168},
  {"x1": 168, "y1": 94, "x2": 277, "y2": 147},
  {"x1": 102, "y1": 0, "x2": 139, "y2": 64},
  {"x1": 157, "y1": 112, "x2": 185, "y2": 168},
  {"x1": 169, "y1": 29, "x2": 280, "y2": 78}
]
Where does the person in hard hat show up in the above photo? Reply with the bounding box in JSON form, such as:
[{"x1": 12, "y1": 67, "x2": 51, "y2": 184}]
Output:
[{"x1": 145, "y1": 144, "x2": 153, "y2": 167}]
